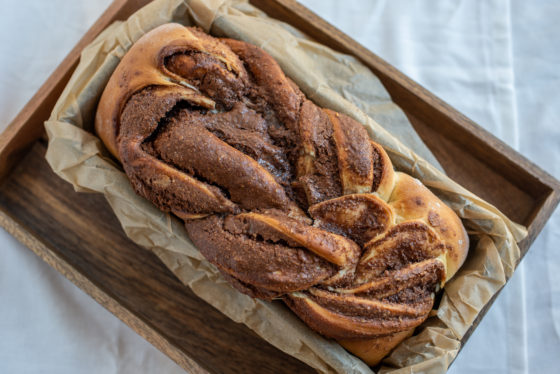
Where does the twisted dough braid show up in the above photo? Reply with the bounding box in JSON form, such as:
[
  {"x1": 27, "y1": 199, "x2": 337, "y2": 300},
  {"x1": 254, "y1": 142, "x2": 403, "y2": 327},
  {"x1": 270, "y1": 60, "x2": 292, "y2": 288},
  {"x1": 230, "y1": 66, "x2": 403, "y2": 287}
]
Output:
[{"x1": 96, "y1": 24, "x2": 469, "y2": 365}]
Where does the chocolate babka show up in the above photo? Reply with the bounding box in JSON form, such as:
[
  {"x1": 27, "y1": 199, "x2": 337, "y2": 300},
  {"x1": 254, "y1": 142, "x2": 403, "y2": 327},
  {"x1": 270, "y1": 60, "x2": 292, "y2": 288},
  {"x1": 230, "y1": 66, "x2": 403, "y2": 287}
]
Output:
[{"x1": 95, "y1": 23, "x2": 469, "y2": 365}]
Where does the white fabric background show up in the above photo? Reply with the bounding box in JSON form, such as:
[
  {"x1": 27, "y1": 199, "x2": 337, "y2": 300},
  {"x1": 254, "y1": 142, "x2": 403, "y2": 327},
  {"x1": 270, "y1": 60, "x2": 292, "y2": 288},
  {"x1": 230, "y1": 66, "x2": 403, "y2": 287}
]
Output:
[{"x1": 0, "y1": 0, "x2": 558, "y2": 373}]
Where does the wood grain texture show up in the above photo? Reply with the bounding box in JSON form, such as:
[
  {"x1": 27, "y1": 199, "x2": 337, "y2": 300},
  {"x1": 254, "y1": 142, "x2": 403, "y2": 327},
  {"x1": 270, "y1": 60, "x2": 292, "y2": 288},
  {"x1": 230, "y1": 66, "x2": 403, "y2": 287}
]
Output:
[
  {"x1": 0, "y1": 0, "x2": 558, "y2": 372},
  {"x1": 0, "y1": 142, "x2": 312, "y2": 374}
]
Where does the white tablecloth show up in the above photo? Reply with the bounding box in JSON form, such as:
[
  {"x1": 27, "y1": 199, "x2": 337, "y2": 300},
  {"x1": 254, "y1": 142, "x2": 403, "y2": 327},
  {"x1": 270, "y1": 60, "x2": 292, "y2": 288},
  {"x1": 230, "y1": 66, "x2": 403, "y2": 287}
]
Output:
[{"x1": 1, "y1": 1, "x2": 558, "y2": 373}]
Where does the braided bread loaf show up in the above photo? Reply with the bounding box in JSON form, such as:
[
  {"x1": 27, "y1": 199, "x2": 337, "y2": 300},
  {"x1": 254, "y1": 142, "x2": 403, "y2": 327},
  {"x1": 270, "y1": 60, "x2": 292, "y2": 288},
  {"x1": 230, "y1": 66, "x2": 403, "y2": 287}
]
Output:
[{"x1": 95, "y1": 23, "x2": 469, "y2": 365}]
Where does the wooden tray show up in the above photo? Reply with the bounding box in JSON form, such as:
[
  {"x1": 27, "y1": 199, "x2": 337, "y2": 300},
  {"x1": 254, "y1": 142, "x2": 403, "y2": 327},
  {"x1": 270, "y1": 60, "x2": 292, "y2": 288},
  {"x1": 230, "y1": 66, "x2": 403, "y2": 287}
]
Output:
[{"x1": 1, "y1": 0, "x2": 559, "y2": 372}]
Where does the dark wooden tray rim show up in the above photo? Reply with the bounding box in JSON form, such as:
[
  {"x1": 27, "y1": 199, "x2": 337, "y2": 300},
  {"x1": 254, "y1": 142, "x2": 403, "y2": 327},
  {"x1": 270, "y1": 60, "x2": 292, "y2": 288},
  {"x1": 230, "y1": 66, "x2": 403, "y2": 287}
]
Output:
[{"x1": 0, "y1": 0, "x2": 559, "y2": 373}]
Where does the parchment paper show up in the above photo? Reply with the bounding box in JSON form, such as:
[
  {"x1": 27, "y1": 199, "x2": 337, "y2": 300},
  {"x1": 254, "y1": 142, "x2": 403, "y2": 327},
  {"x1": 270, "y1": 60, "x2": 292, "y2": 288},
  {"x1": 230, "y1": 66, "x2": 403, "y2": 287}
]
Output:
[{"x1": 44, "y1": 0, "x2": 527, "y2": 372}]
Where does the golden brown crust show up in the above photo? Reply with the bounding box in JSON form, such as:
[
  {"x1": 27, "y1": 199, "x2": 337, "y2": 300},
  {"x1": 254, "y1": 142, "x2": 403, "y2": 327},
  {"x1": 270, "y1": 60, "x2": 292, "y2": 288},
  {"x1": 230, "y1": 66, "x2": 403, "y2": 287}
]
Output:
[
  {"x1": 338, "y1": 329, "x2": 414, "y2": 366},
  {"x1": 95, "y1": 23, "x2": 469, "y2": 366},
  {"x1": 95, "y1": 24, "x2": 236, "y2": 159},
  {"x1": 370, "y1": 141, "x2": 395, "y2": 201},
  {"x1": 388, "y1": 172, "x2": 469, "y2": 280}
]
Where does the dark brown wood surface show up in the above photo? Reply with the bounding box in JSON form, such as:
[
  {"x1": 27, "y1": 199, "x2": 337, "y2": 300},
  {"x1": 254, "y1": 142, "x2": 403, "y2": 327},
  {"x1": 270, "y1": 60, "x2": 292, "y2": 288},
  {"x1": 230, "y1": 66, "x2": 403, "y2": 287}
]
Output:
[
  {"x1": 0, "y1": 0, "x2": 559, "y2": 372},
  {"x1": 0, "y1": 141, "x2": 312, "y2": 374}
]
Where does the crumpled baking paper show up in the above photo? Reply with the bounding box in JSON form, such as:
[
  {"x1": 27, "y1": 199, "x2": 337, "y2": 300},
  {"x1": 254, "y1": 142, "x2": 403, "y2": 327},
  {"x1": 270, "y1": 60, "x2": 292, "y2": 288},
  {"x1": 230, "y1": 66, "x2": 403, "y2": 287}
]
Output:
[{"x1": 44, "y1": 0, "x2": 527, "y2": 372}]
